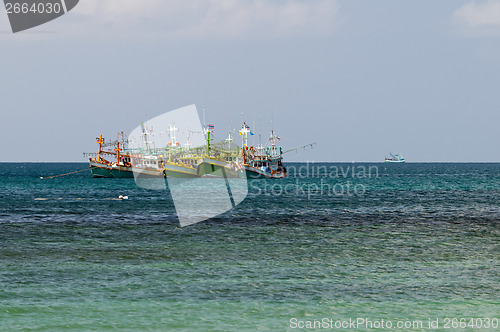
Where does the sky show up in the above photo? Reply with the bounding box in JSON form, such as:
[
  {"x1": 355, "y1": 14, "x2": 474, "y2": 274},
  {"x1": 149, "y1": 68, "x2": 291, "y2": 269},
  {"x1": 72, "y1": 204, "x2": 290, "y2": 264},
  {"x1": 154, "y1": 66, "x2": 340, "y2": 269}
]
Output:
[{"x1": 1, "y1": 0, "x2": 500, "y2": 162}]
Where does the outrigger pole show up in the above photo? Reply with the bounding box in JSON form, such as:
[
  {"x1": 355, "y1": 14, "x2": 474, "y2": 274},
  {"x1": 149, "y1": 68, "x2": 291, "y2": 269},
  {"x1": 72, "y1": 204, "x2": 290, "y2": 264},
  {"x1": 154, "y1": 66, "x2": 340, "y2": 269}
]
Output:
[{"x1": 282, "y1": 142, "x2": 316, "y2": 155}]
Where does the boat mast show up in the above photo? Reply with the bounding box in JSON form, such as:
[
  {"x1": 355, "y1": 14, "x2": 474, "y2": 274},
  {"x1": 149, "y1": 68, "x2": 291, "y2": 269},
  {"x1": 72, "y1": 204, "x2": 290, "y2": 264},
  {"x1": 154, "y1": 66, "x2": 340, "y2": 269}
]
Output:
[
  {"x1": 114, "y1": 133, "x2": 121, "y2": 164},
  {"x1": 141, "y1": 122, "x2": 150, "y2": 152},
  {"x1": 185, "y1": 131, "x2": 192, "y2": 150},
  {"x1": 240, "y1": 122, "x2": 250, "y2": 147},
  {"x1": 226, "y1": 131, "x2": 233, "y2": 151},
  {"x1": 239, "y1": 122, "x2": 250, "y2": 164},
  {"x1": 206, "y1": 129, "x2": 212, "y2": 156},
  {"x1": 96, "y1": 135, "x2": 104, "y2": 162},
  {"x1": 168, "y1": 123, "x2": 179, "y2": 147},
  {"x1": 203, "y1": 106, "x2": 206, "y2": 129}
]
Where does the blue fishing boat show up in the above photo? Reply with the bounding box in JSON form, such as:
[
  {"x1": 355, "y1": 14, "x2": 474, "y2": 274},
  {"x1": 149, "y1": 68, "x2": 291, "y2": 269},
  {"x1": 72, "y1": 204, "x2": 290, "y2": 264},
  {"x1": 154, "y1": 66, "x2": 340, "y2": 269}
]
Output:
[{"x1": 240, "y1": 123, "x2": 287, "y2": 179}]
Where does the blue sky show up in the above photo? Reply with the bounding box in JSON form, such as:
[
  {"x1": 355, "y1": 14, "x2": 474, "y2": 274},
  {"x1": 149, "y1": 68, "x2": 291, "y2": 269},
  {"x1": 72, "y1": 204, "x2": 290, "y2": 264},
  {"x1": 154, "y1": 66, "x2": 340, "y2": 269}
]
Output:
[{"x1": 1, "y1": 0, "x2": 500, "y2": 162}]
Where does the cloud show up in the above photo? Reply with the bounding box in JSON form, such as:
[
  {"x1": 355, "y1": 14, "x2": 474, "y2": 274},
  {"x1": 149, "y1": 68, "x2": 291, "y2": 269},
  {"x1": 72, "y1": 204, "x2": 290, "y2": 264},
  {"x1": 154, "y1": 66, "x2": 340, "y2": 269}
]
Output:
[
  {"x1": 453, "y1": 0, "x2": 500, "y2": 34},
  {"x1": 60, "y1": 0, "x2": 340, "y2": 39}
]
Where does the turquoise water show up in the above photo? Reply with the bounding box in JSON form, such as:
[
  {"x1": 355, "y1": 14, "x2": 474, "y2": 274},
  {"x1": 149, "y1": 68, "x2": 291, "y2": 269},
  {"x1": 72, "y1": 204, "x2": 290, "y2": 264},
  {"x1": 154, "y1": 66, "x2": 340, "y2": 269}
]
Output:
[{"x1": 0, "y1": 163, "x2": 498, "y2": 331}]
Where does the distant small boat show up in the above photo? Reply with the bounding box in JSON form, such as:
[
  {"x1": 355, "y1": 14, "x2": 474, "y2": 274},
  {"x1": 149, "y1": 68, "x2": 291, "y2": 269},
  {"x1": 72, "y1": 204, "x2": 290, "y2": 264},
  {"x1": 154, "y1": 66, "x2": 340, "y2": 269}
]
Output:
[{"x1": 385, "y1": 153, "x2": 405, "y2": 163}]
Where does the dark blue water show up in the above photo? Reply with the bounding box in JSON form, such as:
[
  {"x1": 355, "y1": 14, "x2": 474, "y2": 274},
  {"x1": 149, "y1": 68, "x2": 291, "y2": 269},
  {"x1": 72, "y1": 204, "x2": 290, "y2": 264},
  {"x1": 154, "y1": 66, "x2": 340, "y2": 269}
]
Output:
[{"x1": 0, "y1": 163, "x2": 498, "y2": 330}]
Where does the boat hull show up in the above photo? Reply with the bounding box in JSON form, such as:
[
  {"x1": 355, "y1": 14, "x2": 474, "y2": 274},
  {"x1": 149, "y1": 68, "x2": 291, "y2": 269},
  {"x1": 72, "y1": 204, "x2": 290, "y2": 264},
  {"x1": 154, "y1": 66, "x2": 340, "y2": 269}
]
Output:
[
  {"x1": 163, "y1": 163, "x2": 199, "y2": 178},
  {"x1": 90, "y1": 161, "x2": 201, "y2": 179},
  {"x1": 244, "y1": 166, "x2": 287, "y2": 179},
  {"x1": 90, "y1": 164, "x2": 114, "y2": 178},
  {"x1": 89, "y1": 161, "x2": 135, "y2": 178},
  {"x1": 111, "y1": 167, "x2": 135, "y2": 178},
  {"x1": 91, "y1": 161, "x2": 287, "y2": 179},
  {"x1": 198, "y1": 158, "x2": 244, "y2": 178}
]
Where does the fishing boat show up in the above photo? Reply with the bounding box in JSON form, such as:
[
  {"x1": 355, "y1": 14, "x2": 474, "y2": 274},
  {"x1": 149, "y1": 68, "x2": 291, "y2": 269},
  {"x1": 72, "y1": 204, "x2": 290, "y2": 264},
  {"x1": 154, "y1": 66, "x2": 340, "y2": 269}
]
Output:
[
  {"x1": 86, "y1": 134, "x2": 135, "y2": 178},
  {"x1": 240, "y1": 123, "x2": 287, "y2": 179},
  {"x1": 163, "y1": 158, "x2": 200, "y2": 178},
  {"x1": 385, "y1": 153, "x2": 406, "y2": 163},
  {"x1": 197, "y1": 127, "x2": 245, "y2": 178},
  {"x1": 86, "y1": 132, "x2": 171, "y2": 178},
  {"x1": 159, "y1": 124, "x2": 201, "y2": 178}
]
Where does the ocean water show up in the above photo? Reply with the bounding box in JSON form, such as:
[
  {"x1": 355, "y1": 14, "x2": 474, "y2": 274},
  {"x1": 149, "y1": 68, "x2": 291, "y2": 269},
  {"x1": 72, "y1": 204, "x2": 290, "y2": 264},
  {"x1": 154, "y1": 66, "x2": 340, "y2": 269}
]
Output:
[{"x1": 0, "y1": 162, "x2": 498, "y2": 331}]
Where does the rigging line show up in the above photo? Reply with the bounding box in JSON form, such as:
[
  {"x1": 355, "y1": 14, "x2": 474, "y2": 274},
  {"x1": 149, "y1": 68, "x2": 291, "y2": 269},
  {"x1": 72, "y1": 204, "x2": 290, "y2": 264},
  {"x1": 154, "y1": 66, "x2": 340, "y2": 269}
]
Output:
[{"x1": 41, "y1": 167, "x2": 96, "y2": 179}]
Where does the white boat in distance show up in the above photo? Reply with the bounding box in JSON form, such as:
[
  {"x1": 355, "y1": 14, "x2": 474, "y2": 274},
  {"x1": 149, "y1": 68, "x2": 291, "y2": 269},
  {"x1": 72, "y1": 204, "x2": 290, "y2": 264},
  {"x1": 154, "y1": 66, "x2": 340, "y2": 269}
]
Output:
[{"x1": 385, "y1": 153, "x2": 405, "y2": 163}]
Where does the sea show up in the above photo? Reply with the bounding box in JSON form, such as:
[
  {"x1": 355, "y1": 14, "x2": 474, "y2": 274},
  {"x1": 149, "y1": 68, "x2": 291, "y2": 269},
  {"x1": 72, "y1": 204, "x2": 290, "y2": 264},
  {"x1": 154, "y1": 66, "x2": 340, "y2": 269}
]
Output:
[{"x1": 0, "y1": 162, "x2": 498, "y2": 331}]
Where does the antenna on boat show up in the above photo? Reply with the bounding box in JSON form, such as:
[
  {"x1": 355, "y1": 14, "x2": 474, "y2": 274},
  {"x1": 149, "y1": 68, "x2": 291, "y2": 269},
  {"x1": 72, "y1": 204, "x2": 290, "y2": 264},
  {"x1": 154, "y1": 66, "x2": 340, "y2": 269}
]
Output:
[
  {"x1": 141, "y1": 122, "x2": 150, "y2": 151},
  {"x1": 225, "y1": 131, "x2": 233, "y2": 151},
  {"x1": 253, "y1": 112, "x2": 256, "y2": 147},
  {"x1": 202, "y1": 106, "x2": 206, "y2": 129}
]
